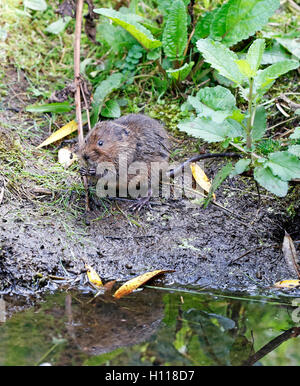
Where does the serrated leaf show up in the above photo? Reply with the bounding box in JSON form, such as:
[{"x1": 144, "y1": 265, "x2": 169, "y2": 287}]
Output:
[
  {"x1": 276, "y1": 38, "x2": 300, "y2": 60},
  {"x1": 254, "y1": 60, "x2": 299, "y2": 97},
  {"x1": 94, "y1": 8, "x2": 162, "y2": 50},
  {"x1": 101, "y1": 99, "x2": 121, "y2": 118},
  {"x1": 261, "y1": 41, "x2": 291, "y2": 65},
  {"x1": 265, "y1": 151, "x2": 300, "y2": 181},
  {"x1": 252, "y1": 105, "x2": 266, "y2": 142},
  {"x1": 210, "y1": 0, "x2": 280, "y2": 47},
  {"x1": 24, "y1": 0, "x2": 47, "y2": 11},
  {"x1": 230, "y1": 158, "x2": 251, "y2": 177},
  {"x1": 288, "y1": 145, "x2": 300, "y2": 157},
  {"x1": 254, "y1": 166, "x2": 288, "y2": 197},
  {"x1": 45, "y1": 16, "x2": 72, "y2": 34},
  {"x1": 246, "y1": 39, "x2": 265, "y2": 73},
  {"x1": 235, "y1": 59, "x2": 256, "y2": 78},
  {"x1": 196, "y1": 39, "x2": 244, "y2": 84},
  {"x1": 166, "y1": 61, "x2": 194, "y2": 81},
  {"x1": 178, "y1": 117, "x2": 243, "y2": 142},
  {"x1": 162, "y1": 0, "x2": 187, "y2": 60},
  {"x1": 26, "y1": 102, "x2": 73, "y2": 113},
  {"x1": 91, "y1": 73, "x2": 123, "y2": 127},
  {"x1": 193, "y1": 9, "x2": 219, "y2": 41}
]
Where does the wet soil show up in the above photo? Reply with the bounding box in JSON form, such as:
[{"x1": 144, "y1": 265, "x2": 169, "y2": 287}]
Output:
[{"x1": 1, "y1": 68, "x2": 300, "y2": 297}]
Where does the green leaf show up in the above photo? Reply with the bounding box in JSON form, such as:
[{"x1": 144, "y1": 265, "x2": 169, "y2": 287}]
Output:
[
  {"x1": 290, "y1": 127, "x2": 300, "y2": 139},
  {"x1": 210, "y1": 0, "x2": 280, "y2": 47},
  {"x1": 246, "y1": 39, "x2": 265, "y2": 73},
  {"x1": 101, "y1": 100, "x2": 121, "y2": 118},
  {"x1": 91, "y1": 73, "x2": 123, "y2": 127},
  {"x1": 261, "y1": 41, "x2": 291, "y2": 65},
  {"x1": 25, "y1": 102, "x2": 72, "y2": 113},
  {"x1": 178, "y1": 117, "x2": 243, "y2": 142},
  {"x1": 235, "y1": 60, "x2": 256, "y2": 78},
  {"x1": 94, "y1": 8, "x2": 162, "y2": 50},
  {"x1": 254, "y1": 60, "x2": 299, "y2": 97},
  {"x1": 265, "y1": 151, "x2": 300, "y2": 181},
  {"x1": 24, "y1": 0, "x2": 47, "y2": 11},
  {"x1": 252, "y1": 106, "x2": 266, "y2": 142},
  {"x1": 196, "y1": 39, "x2": 244, "y2": 84},
  {"x1": 45, "y1": 16, "x2": 72, "y2": 34},
  {"x1": 230, "y1": 158, "x2": 251, "y2": 177},
  {"x1": 162, "y1": 0, "x2": 188, "y2": 60},
  {"x1": 254, "y1": 166, "x2": 288, "y2": 197},
  {"x1": 288, "y1": 145, "x2": 300, "y2": 158},
  {"x1": 166, "y1": 62, "x2": 194, "y2": 81},
  {"x1": 276, "y1": 38, "x2": 300, "y2": 60},
  {"x1": 193, "y1": 9, "x2": 219, "y2": 41},
  {"x1": 204, "y1": 162, "x2": 233, "y2": 207}
]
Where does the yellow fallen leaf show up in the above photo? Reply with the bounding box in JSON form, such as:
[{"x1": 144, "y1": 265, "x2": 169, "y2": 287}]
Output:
[
  {"x1": 113, "y1": 269, "x2": 174, "y2": 299},
  {"x1": 58, "y1": 147, "x2": 78, "y2": 168},
  {"x1": 36, "y1": 120, "x2": 78, "y2": 149},
  {"x1": 86, "y1": 264, "x2": 103, "y2": 288},
  {"x1": 274, "y1": 280, "x2": 300, "y2": 289},
  {"x1": 190, "y1": 162, "x2": 215, "y2": 199}
]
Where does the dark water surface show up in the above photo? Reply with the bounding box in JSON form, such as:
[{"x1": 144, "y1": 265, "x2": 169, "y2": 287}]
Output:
[{"x1": 0, "y1": 287, "x2": 299, "y2": 366}]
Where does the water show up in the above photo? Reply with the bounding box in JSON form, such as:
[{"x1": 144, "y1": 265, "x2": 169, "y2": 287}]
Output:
[{"x1": 0, "y1": 287, "x2": 299, "y2": 366}]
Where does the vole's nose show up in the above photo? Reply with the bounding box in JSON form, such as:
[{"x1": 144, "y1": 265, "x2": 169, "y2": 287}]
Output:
[{"x1": 83, "y1": 153, "x2": 89, "y2": 162}]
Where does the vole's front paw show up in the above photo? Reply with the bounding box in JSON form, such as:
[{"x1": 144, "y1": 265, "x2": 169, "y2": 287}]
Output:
[{"x1": 79, "y1": 167, "x2": 96, "y2": 176}]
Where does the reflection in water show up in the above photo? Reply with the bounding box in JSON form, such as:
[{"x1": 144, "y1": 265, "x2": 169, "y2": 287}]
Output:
[{"x1": 0, "y1": 288, "x2": 299, "y2": 366}]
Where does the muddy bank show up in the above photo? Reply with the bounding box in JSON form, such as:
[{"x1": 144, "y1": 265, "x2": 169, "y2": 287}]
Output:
[{"x1": 0, "y1": 69, "x2": 300, "y2": 297}]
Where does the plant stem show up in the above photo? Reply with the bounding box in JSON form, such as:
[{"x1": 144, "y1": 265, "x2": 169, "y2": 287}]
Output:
[{"x1": 246, "y1": 77, "x2": 254, "y2": 150}]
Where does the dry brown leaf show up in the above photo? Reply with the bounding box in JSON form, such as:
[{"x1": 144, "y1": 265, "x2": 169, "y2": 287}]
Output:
[
  {"x1": 282, "y1": 231, "x2": 300, "y2": 279},
  {"x1": 190, "y1": 162, "x2": 215, "y2": 199},
  {"x1": 86, "y1": 264, "x2": 103, "y2": 288},
  {"x1": 113, "y1": 269, "x2": 174, "y2": 299},
  {"x1": 274, "y1": 279, "x2": 300, "y2": 289}
]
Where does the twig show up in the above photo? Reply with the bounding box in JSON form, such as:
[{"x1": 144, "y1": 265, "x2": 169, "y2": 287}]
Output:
[{"x1": 74, "y1": 0, "x2": 90, "y2": 211}]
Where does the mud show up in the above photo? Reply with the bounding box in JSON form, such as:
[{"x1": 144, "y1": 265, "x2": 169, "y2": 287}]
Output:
[{"x1": 0, "y1": 68, "x2": 300, "y2": 297}]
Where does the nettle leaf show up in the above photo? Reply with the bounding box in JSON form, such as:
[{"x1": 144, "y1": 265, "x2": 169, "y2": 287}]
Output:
[
  {"x1": 178, "y1": 117, "x2": 243, "y2": 143},
  {"x1": 246, "y1": 39, "x2": 265, "y2": 73},
  {"x1": 192, "y1": 85, "x2": 237, "y2": 123},
  {"x1": 24, "y1": 0, "x2": 47, "y2": 11},
  {"x1": 94, "y1": 8, "x2": 162, "y2": 50},
  {"x1": 276, "y1": 38, "x2": 300, "y2": 60},
  {"x1": 166, "y1": 61, "x2": 194, "y2": 81},
  {"x1": 265, "y1": 151, "x2": 300, "y2": 181},
  {"x1": 252, "y1": 106, "x2": 266, "y2": 142},
  {"x1": 261, "y1": 41, "x2": 291, "y2": 65},
  {"x1": 210, "y1": 0, "x2": 280, "y2": 47},
  {"x1": 158, "y1": 0, "x2": 190, "y2": 16},
  {"x1": 196, "y1": 39, "x2": 244, "y2": 85},
  {"x1": 230, "y1": 158, "x2": 251, "y2": 177},
  {"x1": 101, "y1": 100, "x2": 121, "y2": 118},
  {"x1": 254, "y1": 59, "x2": 299, "y2": 97},
  {"x1": 91, "y1": 72, "x2": 123, "y2": 127},
  {"x1": 254, "y1": 166, "x2": 288, "y2": 197},
  {"x1": 193, "y1": 9, "x2": 219, "y2": 41},
  {"x1": 162, "y1": 0, "x2": 188, "y2": 60},
  {"x1": 235, "y1": 60, "x2": 256, "y2": 78}
]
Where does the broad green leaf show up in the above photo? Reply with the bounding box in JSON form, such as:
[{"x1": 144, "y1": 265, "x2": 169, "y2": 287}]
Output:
[
  {"x1": 235, "y1": 60, "x2": 256, "y2": 78},
  {"x1": 24, "y1": 0, "x2": 47, "y2": 11},
  {"x1": 45, "y1": 16, "x2": 72, "y2": 34},
  {"x1": 196, "y1": 39, "x2": 244, "y2": 84},
  {"x1": 162, "y1": 0, "x2": 187, "y2": 60},
  {"x1": 265, "y1": 151, "x2": 300, "y2": 181},
  {"x1": 288, "y1": 145, "x2": 300, "y2": 158},
  {"x1": 261, "y1": 41, "x2": 291, "y2": 65},
  {"x1": 91, "y1": 72, "x2": 123, "y2": 127},
  {"x1": 254, "y1": 166, "x2": 288, "y2": 197},
  {"x1": 187, "y1": 96, "x2": 203, "y2": 113},
  {"x1": 210, "y1": 0, "x2": 280, "y2": 47},
  {"x1": 178, "y1": 117, "x2": 243, "y2": 142},
  {"x1": 193, "y1": 9, "x2": 219, "y2": 41},
  {"x1": 94, "y1": 8, "x2": 162, "y2": 50},
  {"x1": 252, "y1": 106, "x2": 266, "y2": 142},
  {"x1": 230, "y1": 158, "x2": 251, "y2": 177},
  {"x1": 290, "y1": 127, "x2": 300, "y2": 139},
  {"x1": 276, "y1": 38, "x2": 300, "y2": 60},
  {"x1": 246, "y1": 39, "x2": 265, "y2": 73},
  {"x1": 26, "y1": 102, "x2": 72, "y2": 113},
  {"x1": 158, "y1": 0, "x2": 191, "y2": 16},
  {"x1": 254, "y1": 60, "x2": 299, "y2": 97},
  {"x1": 166, "y1": 62, "x2": 194, "y2": 81},
  {"x1": 101, "y1": 100, "x2": 121, "y2": 118}
]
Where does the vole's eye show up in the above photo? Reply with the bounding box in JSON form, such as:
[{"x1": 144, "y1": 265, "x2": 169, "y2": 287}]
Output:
[{"x1": 97, "y1": 140, "x2": 103, "y2": 147}]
